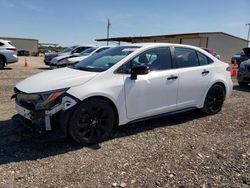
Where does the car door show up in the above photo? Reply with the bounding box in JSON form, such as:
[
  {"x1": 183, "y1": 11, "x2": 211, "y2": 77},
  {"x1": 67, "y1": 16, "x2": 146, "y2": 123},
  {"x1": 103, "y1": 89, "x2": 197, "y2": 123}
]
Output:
[
  {"x1": 122, "y1": 47, "x2": 179, "y2": 120},
  {"x1": 174, "y1": 47, "x2": 212, "y2": 109}
]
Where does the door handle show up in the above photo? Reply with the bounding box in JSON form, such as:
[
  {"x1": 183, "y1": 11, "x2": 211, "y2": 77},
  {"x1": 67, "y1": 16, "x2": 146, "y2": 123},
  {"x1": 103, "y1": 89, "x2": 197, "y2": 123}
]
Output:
[
  {"x1": 202, "y1": 70, "x2": 210, "y2": 74},
  {"x1": 167, "y1": 75, "x2": 178, "y2": 80}
]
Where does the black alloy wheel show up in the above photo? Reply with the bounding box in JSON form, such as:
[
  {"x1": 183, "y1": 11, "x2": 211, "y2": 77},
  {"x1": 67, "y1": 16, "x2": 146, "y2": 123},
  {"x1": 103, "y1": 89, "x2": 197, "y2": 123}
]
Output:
[
  {"x1": 68, "y1": 98, "x2": 115, "y2": 145},
  {"x1": 202, "y1": 84, "x2": 225, "y2": 115}
]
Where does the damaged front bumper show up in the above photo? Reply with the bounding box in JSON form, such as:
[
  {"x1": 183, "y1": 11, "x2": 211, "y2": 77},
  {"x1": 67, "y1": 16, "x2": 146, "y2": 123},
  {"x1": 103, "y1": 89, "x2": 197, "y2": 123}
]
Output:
[{"x1": 14, "y1": 93, "x2": 78, "y2": 131}]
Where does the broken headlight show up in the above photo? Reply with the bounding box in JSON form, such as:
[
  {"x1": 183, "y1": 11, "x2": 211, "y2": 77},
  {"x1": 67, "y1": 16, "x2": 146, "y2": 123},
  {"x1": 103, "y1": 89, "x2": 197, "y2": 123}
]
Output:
[{"x1": 16, "y1": 88, "x2": 69, "y2": 110}]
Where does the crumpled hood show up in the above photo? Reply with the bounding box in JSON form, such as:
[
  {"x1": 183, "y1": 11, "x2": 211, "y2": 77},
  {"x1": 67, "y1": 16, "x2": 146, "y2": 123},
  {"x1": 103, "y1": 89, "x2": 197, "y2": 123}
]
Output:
[
  {"x1": 68, "y1": 56, "x2": 88, "y2": 63},
  {"x1": 51, "y1": 55, "x2": 78, "y2": 64},
  {"x1": 16, "y1": 68, "x2": 98, "y2": 93}
]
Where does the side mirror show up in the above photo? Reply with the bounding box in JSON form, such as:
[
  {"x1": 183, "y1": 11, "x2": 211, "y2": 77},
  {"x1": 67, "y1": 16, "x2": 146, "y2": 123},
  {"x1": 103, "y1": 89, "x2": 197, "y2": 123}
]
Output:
[{"x1": 130, "y1": 65, "x2": 150, "y2": 80}]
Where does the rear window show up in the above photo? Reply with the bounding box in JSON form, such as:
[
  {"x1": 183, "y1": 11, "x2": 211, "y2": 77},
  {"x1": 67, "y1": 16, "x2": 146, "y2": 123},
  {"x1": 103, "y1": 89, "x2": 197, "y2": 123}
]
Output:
[
  {"x1": 0, "y1": 42, "x2": 4, "y2": 46},
  {"x1": 243, "y1": 48, "x2": 250, "y2": 56},
  {"x1": 235, "y1": 51, "x2": 244, "y2": 55}
]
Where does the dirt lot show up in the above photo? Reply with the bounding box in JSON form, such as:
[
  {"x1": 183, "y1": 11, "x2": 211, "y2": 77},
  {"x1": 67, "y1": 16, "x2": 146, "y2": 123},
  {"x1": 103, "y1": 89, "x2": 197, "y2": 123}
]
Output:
[{"x1": 0, "y1": 57, "x2": 249, "y2": 187}]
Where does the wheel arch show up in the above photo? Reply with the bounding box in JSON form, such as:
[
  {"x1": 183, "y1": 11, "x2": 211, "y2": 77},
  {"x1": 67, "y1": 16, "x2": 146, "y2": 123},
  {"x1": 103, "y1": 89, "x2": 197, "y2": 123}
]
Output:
[
  {"x1": 60, "y1": 95, "x2": 120, "y2": 136},
  {"x1": 199, "y1": 80, "x2": 227, "y2": 108},
  {"x1": 214, "y1": 82, "x2": 226, "y2": 92}
]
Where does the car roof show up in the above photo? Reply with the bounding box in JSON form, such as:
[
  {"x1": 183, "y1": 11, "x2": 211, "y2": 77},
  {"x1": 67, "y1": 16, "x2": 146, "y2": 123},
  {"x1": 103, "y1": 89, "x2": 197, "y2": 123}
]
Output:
[
  {"x1": 119, "y1": 42, "x2": 204, "y2": 50},
  {"x1": 70, "y1": 45, "x2": 96, "y2": 48},
  {"x1": 79, "y1": 45, "x2": 97, "y2": 47},
  {"x1": 98, "y1": 46, "x2": 114, "y2": 48},
  {"x1": 202, "y1": 47, "x2": 214, "y2": 52},
  {"x1": 0, "y1": 39, "x2": 11, "y2": 43}
]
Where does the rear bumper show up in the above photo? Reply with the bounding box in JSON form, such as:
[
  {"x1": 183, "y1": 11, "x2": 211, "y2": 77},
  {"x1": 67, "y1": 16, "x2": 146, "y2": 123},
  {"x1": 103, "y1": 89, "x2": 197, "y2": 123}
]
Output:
[
  {"x1": 6, "y1": 55, "x2": 18, "y2": 64},
  {"x1": 226, "y1": 78, "x2": 233, "y2": 100}
]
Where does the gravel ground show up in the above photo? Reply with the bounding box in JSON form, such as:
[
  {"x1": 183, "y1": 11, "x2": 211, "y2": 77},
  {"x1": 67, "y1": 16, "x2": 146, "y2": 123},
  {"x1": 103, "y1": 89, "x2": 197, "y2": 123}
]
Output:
[{"x1": 0, "y1": 57, "x2": 249, "y2": 188}]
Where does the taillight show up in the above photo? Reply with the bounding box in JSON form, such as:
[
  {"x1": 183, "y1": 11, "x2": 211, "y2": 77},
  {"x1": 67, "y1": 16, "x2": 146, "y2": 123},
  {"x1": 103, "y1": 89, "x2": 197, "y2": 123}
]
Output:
[
  {"x1": 6, "y1": 48, "x2": 16, "y2": 51},
  {"x1": 226, "y1": 66, "x2": 232, "y2": 72}
]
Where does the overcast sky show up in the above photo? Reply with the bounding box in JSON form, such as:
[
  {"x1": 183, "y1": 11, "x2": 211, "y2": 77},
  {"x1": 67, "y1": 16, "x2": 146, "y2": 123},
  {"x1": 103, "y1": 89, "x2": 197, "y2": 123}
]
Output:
[{"x1": 0, "y1": 0, "x2": 249, "y2": 46}]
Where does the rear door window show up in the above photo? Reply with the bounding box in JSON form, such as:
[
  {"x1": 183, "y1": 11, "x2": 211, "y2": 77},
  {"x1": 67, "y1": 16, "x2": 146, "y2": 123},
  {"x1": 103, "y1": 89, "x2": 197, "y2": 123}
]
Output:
[
  {"x1": 175, "y1": 47, "x2": 199, "y2": 68},
  {"x1": 197, "y1": 52, "x2": 209, "y2": 65}
]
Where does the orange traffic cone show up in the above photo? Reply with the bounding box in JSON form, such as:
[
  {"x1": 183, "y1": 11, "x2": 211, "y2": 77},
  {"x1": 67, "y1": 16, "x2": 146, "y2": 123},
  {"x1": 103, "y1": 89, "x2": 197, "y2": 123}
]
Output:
[
  {"x1": 231, "y1": 60, "x2": 238, "y2": 77},
  {"x1": 24, "y1": 57, "x2": 28, "y2": 67}
]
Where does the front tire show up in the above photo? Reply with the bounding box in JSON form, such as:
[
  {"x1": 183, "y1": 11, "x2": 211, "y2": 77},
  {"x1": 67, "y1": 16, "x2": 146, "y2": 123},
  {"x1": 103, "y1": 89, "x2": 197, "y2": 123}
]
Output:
[
  {"x1": 68, "y1": 98, "x2": 115, "y2": 145},
  {"x1": 202, "y1": 84, "x2": 225, "y2": 115}
]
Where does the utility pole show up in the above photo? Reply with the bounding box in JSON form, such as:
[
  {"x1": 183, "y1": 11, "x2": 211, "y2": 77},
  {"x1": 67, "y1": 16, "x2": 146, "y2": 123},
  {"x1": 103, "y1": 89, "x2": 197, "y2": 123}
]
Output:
[
  {"x1": 246, "y1": 23, "x2": 250, "y2": 47},
  {"x1": 107, "y1": 19, "x2": 111, "y2": 46}
]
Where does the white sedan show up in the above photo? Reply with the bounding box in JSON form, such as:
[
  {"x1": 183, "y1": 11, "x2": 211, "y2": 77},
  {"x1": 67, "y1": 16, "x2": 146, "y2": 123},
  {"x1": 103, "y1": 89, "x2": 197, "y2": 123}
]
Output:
[{"x1": 13, "y1": 43, "x2": 233, "y2": 145}]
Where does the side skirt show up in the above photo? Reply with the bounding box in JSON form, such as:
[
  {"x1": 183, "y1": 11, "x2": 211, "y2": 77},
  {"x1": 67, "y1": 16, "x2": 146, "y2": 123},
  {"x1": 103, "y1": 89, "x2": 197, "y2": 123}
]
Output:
[{"x1": 123, "y1": 107, "x2": 197, "y2": 125}]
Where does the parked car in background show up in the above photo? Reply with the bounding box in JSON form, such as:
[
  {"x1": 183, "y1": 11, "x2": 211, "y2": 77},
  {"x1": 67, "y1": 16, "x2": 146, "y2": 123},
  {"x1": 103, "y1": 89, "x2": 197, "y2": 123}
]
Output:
[
  {"x1": 0, "y1": 39, "x2": 18, "y2": 69},
  {"x1": 51, "y1": 46, "x2": 112, "y2": 68},
  {"x1": 237, "y1": 59, "x2": 250, "y2": 86},
  {"x1": 231, "y1": 48, "x2": 250, "y2": 66},
  {"x1": 44, "y1": 45, "x2": 93, "y2": 65},
  {"x1": 13, "y1": 43, "x2": 233, "y2": 145},
  {"x1": 50, "y1": 47, "x2": 98, "y2": 68},
  {"x1": 50, "y1": 47, "x2": 97, "y2": 69},
  {"x1": 202, "y1": 48, "x2": 220, "y2": 59},
  {"x1": 17, "y1": 50, "x2": 30, "y2": 56}
]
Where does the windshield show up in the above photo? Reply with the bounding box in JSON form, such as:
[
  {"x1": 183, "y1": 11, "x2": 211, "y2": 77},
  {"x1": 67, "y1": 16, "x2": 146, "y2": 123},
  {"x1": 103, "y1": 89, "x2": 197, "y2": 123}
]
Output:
[
  {"x1": 62, "y1": 45, "x2": 78, "y2": 53},
  {"x1": 73, "y1": 46, "x2": 140, "y2": 72},
  {"x1": 80, "y1": 47, "x2": 97, "y2": 56}
]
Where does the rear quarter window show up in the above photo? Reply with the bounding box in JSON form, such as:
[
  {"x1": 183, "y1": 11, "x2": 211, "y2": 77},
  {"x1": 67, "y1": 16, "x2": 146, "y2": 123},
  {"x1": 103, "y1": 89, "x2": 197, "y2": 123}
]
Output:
[
  {"x1": 175, "y1": 47, "x2": 199, "y2": 68},
  {"x1": 197, "y1": 52, "x2": 213, "y2": 65}
]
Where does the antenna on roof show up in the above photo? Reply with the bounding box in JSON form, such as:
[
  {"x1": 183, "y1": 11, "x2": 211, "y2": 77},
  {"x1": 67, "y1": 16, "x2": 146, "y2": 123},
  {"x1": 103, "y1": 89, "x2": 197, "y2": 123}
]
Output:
[{"x1": 107, "y1": 19, "x2": 111, "y2": 46}]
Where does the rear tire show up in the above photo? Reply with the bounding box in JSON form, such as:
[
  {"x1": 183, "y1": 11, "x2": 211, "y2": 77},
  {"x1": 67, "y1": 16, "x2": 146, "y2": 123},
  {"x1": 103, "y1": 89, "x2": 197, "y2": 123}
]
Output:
[
  {"x1": 202, "y1": 84, "x2": 225, "y2": 115},
  {"x1": 0, "y1": 57, "x2": 5, "y2": 69},
  {"x1": 238, "y1": 82, "x2": 248, "y2": 86},
  {"x1": 68, "y1": 98, "x2": 115, "y2": 145}
]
